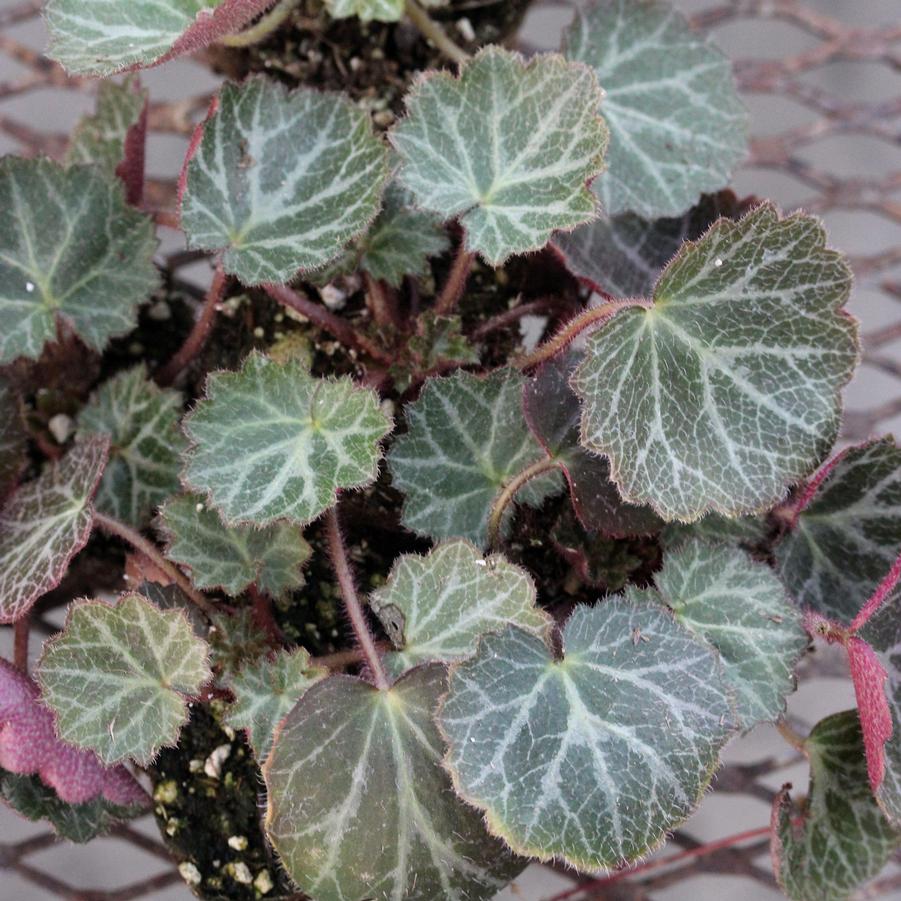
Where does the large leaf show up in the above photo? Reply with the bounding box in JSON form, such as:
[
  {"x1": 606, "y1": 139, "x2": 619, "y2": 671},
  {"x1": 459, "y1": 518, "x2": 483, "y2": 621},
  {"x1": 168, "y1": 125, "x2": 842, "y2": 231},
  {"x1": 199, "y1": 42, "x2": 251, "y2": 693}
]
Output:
[
  {"x1": 325, "y1": 0, "x2": 404, "y2": 23},
  {"x1": 772, "y1": 711, "x2": 900, "y2": 901},
  {"x1": 0, "y1": 157, "x2": 159, "y2": 364},
  {"x1": 776, "y1": 438, "x2": 901, "y2": 623},
  {"x1": 0, "y1": 378, "x2": 26, "y2": 501},
  {"x1": 183, "y1": 353, "x2": 391, "y2": 527},
  {"x1": 181, "y1": 78, "x2": 388, "y2": 285},
  {"x1": 46, "y1": 0, "x2": 278, "y2": 75},
  {"x1": 159, "y1": 494, "x2": 312, "y2": 598},
  {"x1": 36, "y1": 593, "x2": 212, "y2": 765},
  {"x1": 388, "y1": 368, "x2": 561, "y2": 545},
  {"x1": 263, "y1": 668, "x2": 524, "y2": 900},
  {"x1": 439, "y1": 599, "x2": 734, "y2": 870},
  {"x1": 562, "y1": 0, "x2": 747, "y2": 217},
  {"x1": 645, "y1": 539, "x2": 806, "y2": 729},
  {"x1": 572, "y1": 204, "x2": 858, "y2": 522},
  {"x1": 77, "y1": 365, "x2": 187, "y2": 527},
  {"x1": 524, "y1": 351, "x2": 662, "y2": 536},
  {"x1": 390, "y1": 47, "x2": 608, "y2": 266},
  {"x1": 226, "y1": 648, "x2": 326, "y2": 761},
  {"x1": 369, "y1": 540, "x2": 552, "y2": 674},
  {"x1": 0, "y1": 437, "x2": 108, "y2": 624}
]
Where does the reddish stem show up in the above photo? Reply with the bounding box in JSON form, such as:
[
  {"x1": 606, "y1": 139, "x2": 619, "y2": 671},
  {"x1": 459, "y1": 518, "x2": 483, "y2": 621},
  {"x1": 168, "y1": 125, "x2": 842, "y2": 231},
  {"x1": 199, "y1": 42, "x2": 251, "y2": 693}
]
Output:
[
  {"x1": 434, "y1": 245, "x2": 475, "y2": 316},
  {"x1": 117, "y1": 91, "x2": 148, "y2": 207},
  {"x1": 249, "y1": 584, "x2": 284, "y2": 646},
  {"x1": 156, "y1": 264, "x2": 228, "y2": 386},
  {"x1": 365, "y1": 273, "x2": 402, "y2": 330},
  {"x1": 852, "y1": 548, "x2": 901, "y2": 631},
  {"x1": 471, "y1": 297, "x2": 572, "y2": 341},
  {"x1": 13, "y1": 614, "x2": 30, "y2": 672}
]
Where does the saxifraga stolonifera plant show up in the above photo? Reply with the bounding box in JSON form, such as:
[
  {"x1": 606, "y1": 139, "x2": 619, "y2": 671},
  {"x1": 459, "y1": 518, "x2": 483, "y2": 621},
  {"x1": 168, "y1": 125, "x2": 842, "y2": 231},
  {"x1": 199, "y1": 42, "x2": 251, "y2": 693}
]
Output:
[{"x1": 0, "y1": 1, "x2": 899, "y2": 899}]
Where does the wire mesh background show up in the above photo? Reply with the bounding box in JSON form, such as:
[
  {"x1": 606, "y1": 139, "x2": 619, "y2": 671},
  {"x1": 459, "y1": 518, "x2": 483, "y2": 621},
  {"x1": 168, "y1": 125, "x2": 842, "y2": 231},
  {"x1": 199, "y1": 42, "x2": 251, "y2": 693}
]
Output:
[{"x1": 0, "y1": 0, "x2": 899, "y2": 898}]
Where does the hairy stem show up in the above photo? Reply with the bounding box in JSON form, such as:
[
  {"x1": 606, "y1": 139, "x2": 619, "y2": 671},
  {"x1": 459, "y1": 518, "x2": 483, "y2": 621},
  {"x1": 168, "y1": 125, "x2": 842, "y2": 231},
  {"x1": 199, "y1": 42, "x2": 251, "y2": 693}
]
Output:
[
  {"x1": 265, "y1": 283, "x2": 393, "y2": 366},
  {"x1": 365, "y1": 273, "x2": 402, "y2": 330},
  {"x1": 156, "y1": 264, "x2": 228, "y2": 386},
  {"x1": 312, "y1": 641, "x2": 392, "y2": 671},
  {"x1": 776, "y1": 718, "x2": 808, "y2": 753},
  {"x1": 219, "y1": 0, "x2": 301, "y2": 47},
  {"x1": 93, "y1": 511, "x2": 217, "y2": 617},
  {"x1": 515, "y1": 299, "x2": 650, "y2": 371},
  {"x1": 325, "y1": 505, "x2": 390, "y2": 691},
  {"x1": 434, "y1": 246, "x2": 475, "y2": 316},
  {"x1": 405, "y1": 0, "x2": 471, "y2": 66},
  {"x1": 487, "y1": 456, "x2": 558, "y2": 549},
  {"x1": 13, "y1": 614, "x2": 30, "y2": 672},
  {"x1": 249, "y1": 584, "x2": 285, "y2": 646},
  {"x1": 471, "y1": 296, "x2": 572, "y2": 341}
]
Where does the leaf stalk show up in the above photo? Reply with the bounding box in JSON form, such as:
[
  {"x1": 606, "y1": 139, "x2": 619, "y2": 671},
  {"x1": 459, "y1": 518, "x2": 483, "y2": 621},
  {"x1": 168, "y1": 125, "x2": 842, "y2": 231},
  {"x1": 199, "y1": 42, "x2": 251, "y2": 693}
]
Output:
[
  {"x1": 487, "y1": 456, "x2": 558, "y2": 549},
  {"x1": 405, "y1": 0, "x2": 471, "y2": 67},
  {"x1": 219, "y1": 0, "x2": 302, "y2": 47},
  {"x1": 434, "y1": 245, "x2": 475, "y2": 316}
]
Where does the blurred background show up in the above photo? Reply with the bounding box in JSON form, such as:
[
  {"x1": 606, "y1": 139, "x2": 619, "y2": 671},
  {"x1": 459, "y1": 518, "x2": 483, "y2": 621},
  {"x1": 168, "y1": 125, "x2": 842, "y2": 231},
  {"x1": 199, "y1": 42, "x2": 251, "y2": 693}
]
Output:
[{"x1": 0, "y1": 0, "x2": 899, "y2": 898}]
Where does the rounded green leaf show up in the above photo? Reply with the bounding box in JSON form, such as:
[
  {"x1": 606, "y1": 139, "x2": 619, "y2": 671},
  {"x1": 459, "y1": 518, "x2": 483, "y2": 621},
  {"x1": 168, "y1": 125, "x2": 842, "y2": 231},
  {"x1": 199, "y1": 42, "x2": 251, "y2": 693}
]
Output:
[
  {"x1": 264, "y1": 668, "x2": 524, "y2": 900},
  {"x1": 36, "y1": 593, "x2": 212, "y2": 765},
  {"x1": 391, "y1": 47, "x2": 608, "y2": 266},
  {"x1": 183, "y1": 353, "x2": 392, "y2": 527},
  {"x1": 562, "y1": 0, "x2": 747, "y2": 217},
  {"x1": 0, "y1": 158, "x2": 159, "y2": 365},
  {"x1": 572, "y1": 203, "x2": 859, "y2": 522},
  {"x1": 181, "y1": 78, "x2": 388, "y2": 286},
  {"x1": 439, "y1": 599, "x2": 735, "y2": 870}
]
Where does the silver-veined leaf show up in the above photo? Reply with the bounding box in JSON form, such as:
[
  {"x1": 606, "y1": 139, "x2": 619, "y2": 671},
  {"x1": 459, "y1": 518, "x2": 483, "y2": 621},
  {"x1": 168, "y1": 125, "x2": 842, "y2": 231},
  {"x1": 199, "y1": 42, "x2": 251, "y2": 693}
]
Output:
[
  {"x1": 263, "y1": 667, "x2": 524, "y2": 900},
  {"x1": 772, "y1": 711, "x2": 900, "y2": 901},
  {"x1": 36, "y1": 593, "x2": 212, "y2": 765},
  {"x1": 369, "y1": 540, "x2": 552, "y2": 675},
  {"x1": 0, "y1": 158, "x2": 159, "y2": 364},
  {"x1": 325, "y1": 0, "x2": 403, "y2": 23},
  {"x1": 776, "y1": 438, "x2": 901, "y2": 624},
  {"x1": 77, "y1": 365, "x2": 187, "y2": 527},
  {"x1": 225, "y1": 648, "x2": 326, "y2": 761},
  {"x1": 662, "y1": 512, "x2": 769, "y2": 551},
  {"x1": 562, "y1": 0, "x2": 747, "y2": 217},
  {"x1": 439, "y1": 599, "x2": 734, "y2": 870},
  {"x1": 388, "y1": 369, "x2": 562, "y2": 546},
  {"x1": 183, "y1": 353, "x2": 392, "y2": 527},
  {"x1": 572, "y1": 203, "x2": 858, "y2": 522},
  {"x1": 0, "y1": 378, "x2": 26, "y2": 502},
  {"x1": 181, "y1": 78, "x2": 388, "y2": 286},
  {"x1": 391, "y1": 47, "x2": 608, "y2": 266},
  {"x1": 0, "y1": 437, "x2": 108, "y2": 624}
]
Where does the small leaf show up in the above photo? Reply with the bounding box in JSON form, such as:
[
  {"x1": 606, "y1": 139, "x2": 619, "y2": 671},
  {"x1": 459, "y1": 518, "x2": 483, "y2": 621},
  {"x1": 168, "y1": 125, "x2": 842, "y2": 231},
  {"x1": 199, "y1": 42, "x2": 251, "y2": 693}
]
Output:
[
  {"x1": 772, "y1": 711, "x2": 900, "y2": 901},
  {"x1": 0, "y1": 378, "x2": 27, "y2": 501},
  {"x1": 181, "y1": 78, "x2": 388, "y2": 285},
  {"x1": 0, "y1": 437, "x2": 108, "y2": 624},
  {"x1": 159, "y1": 494, "x2": 312, "y2": 599},
  {"x1": 183, "y1": 353, "x2": 392, "y2": 527},
  {"x1": 46, "y1": 0, "x2": 279, "y2": 75},
  {"x1": 0, "y1": 158, "x2": 159, "y2": 364},
  {"x1": 391, "y1": 47, "x2": 608, "y2": 265},
  {"x1": 523, "y1": 351, "x2": 662, "y2": 536},
  {"x1": 264, "y1": 668, "x2": 524, "y2": 901},
  {"x1": 645, "y1": 539, "x2": 806, "y2": 729},
  {"x1": 369, "y1": 540, "x2": 552, "y2": 674},
  {"x1": 439, "y1": 599, "x2": 734, "y2": 870},
  {"x1": 562, "y1": 0, "x2": 747, "y2": 217},
  {"x1": 77, "y1": 365, "x2": 187, "y2": 528},
  {"x1": 776, "y1": 438, "x2": 901, "y2": 623},
  {"x1": 36, "y1": 593, "x2": 212, "y2": 765},
  {"x1": 0, "y1": 658, "x2": 147, "y2": 807},
  {"x1": 0, "y1": 768, "x2": 144, "y2": 843},
  {"x1": 572, "y1": 204, "x2": 858, "y2": 522},
  {"x1": 66, "y1": 76, "x2": 146, "y2": 174},
  {"x1": 226, "y1": 648, "x2": 326, "y2": 760},
  {"x1": 325, "y1": 0, "x2": 404, "y2": 23},
  {"x1": 388, "y1": 369, "x2": 561, "y2": 545}
]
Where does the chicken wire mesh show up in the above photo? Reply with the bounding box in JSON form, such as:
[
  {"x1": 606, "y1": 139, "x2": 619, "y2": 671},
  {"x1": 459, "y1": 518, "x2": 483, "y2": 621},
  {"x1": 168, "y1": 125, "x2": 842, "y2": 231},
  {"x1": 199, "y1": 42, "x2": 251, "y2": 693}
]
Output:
[{"x1": 0, "y1": 0, "x2": 899, "y2": 898}]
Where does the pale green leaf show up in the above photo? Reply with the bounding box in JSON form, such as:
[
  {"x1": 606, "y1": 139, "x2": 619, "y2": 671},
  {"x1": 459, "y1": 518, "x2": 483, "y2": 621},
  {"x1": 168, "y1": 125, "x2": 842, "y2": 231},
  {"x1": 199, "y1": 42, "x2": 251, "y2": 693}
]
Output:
[
  {"x1": 369, "y1": 540, "x2": 552, "y2": 674},
  {"x1": 264, "y1": 667, "x2": 524, "y2": 900},
  {"x1": 642, "y1": 539, "x2": 806, "y2": 729},
  {"x1": 572, "y1": 203, "x2": 858, "y2": 522},
  {"x1": 439, "y1": 599, "x2": 734, "y2": 870},
  {"x1": 0, "y1": 378, "x2": 26, "y2": 501},
  {"x1": 66, "y1": 76, "x2": 146, "y2": 173},
  {"x1": 562, "y1": 0, "x2": 747, "y2": 217},
  {"x1": 0, "y1": 437, "x2": 108, "y2": 624},
  {"x1": 226, "y1": 648, "x2": 325, "y2": 760},
  {"x1": 776, "y1": 438, "x2": 901, "y2": 624},
  {"x1": 773, "y1": 711, "x2": 900, "y2": 901},
  {"x1": 325, "y1": 0, "x2": 404, "y2": 23},
  {"x1": 77, "y1": 365, "x2": 187, "y2": 528},
  {"x1": 0, "y1": 158, "x2": 159, "y2": 364},
  {"x1": 36, "y1": 593, "x2": 212, "y2": 765},
  {"x1": 391, "y1": 47, "x2": 608, "y2": 266},
  {"x1": 184, "y1": 352, "x2": 392, "y2": 527},
  {"x1": 159, "y1": 493, "x2": 312, "y2": 598},
  {"x1": 181, "y1": 77, "x2": 388, "y2": 285},
  {"x1": 388, "y1": 368, "x2": 562, "y2": 546}
]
